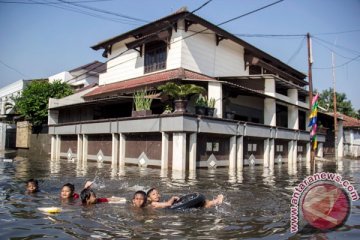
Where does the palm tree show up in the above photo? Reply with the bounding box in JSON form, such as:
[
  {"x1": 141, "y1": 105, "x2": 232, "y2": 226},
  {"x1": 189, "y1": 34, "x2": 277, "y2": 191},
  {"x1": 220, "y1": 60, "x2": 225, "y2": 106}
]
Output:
[
  {"x1": 157, "y1": 82, "x2": 205, "y2": 100},
  {"x1": 157, "y1": 82, "x2": 206, "y2": 113}
]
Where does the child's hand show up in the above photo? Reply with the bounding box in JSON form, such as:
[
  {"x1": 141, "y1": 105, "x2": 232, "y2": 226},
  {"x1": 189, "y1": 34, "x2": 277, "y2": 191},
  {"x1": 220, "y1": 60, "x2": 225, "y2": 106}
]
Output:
[
  {"x1": 108, "y1": 197, "x2": 126, "y2": 204},
  {"x1": 84, "y1": 181, "x2": 93, "y2": 189}
]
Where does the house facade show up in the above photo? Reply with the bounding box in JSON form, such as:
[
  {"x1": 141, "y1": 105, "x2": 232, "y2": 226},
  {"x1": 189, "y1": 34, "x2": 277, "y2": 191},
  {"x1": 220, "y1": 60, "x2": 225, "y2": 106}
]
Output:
[
  {"x1": 48, "y1": 9, "x2": 326, "y2": 172},
  {"x1": 341, "y1": 114, "x2": 360, "y2": 158},
  {"x1": 48, "y1": 61, "x2": 105, "y2": 90},
  {"x1": 0, "y1": 79, "x2": 31, "y2": 150}
]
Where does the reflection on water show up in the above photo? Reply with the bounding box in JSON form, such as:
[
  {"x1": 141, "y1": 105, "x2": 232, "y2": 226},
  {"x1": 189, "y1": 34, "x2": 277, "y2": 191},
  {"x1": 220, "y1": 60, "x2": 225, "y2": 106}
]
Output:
[{"x1": 0, "y1": 153, "x2": 359, "y2": 239}]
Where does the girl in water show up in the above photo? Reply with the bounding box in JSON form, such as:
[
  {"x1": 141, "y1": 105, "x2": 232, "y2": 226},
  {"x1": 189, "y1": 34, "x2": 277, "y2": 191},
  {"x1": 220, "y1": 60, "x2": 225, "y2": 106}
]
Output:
[
  {"x1": 147, "y1": 188, "x2": 224, "y2": 209},
  {"x1": 60, "y1": 183, "x2": 79, "y2": 201},
  {"x1": 80, "y1": 181, "x2": 126, "y2": 205}
]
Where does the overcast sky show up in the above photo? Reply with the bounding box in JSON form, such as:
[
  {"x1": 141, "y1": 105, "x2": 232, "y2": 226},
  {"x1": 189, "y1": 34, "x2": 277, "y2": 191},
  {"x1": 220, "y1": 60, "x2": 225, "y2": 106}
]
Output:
[{"x1": 0, "y1": 0, "x2": 359, "y2": 109}]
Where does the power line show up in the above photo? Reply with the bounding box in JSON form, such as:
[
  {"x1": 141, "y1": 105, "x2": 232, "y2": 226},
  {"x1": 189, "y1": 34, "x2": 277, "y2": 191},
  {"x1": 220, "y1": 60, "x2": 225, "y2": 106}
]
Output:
[
  {"x1": 65, "y1": 0, "x2": 284, "y2": 84},
  {"x1": 287, "y1": 36, "x2": 306, "y2": 64},
  {"x1": 313, "y1": 29, "x2": 360, "y2": 36},
  {"x1": 312, "y1": 38, "x2": 360, "y2": 62},
  {"x1": 29, "y1": 0, "x2": 142, "y2": 25},
  {"x1": 313, "y1": 54, "x2": 360, "y2": 70},
  {"x1": 0, "y1": 59, "x2": 29, "y2": 78},
  {"x1": 218, "y1": 0, "x2": 284, "y2": 26},
  {"x1": 63, "y1": 0, "x2": 214, "y2": 84},
  {"x1": 57, "y1": 0, "x2": 149, "y2": 24},
  {"x1": 0, "y1": 0, "x2": 114, "y2": 4},
  {"x1": 312, "y1": 36, "x2": 360, "y2": 55}
]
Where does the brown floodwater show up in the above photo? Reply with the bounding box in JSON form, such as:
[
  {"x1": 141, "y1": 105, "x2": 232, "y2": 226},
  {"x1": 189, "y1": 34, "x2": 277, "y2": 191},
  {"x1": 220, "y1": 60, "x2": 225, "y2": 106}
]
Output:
[{"x1": 0, "y1": 152, "x2": 359, "y2": 239}]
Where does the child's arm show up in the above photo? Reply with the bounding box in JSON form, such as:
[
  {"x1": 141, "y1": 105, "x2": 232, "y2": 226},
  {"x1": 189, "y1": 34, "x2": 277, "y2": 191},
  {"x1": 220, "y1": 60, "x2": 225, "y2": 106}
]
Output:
[{"x1": 151, "y1": 196, "x2": 179, "y2": 208}]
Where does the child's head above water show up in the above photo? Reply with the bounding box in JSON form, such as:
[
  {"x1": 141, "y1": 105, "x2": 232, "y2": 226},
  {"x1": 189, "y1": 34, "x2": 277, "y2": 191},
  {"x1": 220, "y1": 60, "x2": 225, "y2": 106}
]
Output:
[
  {"x1": 26, "y1": 179, "x2": 39, "y2": 193},
  {"x1": 147, "y1": 188, "x2": 161, "y2": 203},
  {"x1": 61, "y1": 183, "x2": 75, "y2": 199},
  {"x1": 132, "y1": 190, "x2": 147, "y2": 208},
  {"x1": 80, "y1": 188, "x2": 97, "y2": 204}
]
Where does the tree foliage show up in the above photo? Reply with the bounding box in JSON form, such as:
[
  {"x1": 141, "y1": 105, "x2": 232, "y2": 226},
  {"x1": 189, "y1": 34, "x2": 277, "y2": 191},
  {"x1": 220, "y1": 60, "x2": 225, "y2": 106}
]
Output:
[
  {"x1": 317, "y1": 88, "x2": 359, "y2": 118},
  {"x1": 14, "y1": 80, "x2": 73, "y2": 126},
  {"x1": 157, "y1": 82, "x2": 205, "y2": 100}
]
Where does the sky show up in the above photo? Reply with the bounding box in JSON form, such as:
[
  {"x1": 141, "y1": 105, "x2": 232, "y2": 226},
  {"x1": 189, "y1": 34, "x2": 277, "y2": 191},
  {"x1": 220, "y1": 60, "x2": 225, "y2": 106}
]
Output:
[{"x1": 0, "y1": 0, "x2": 359, "y2": 109}]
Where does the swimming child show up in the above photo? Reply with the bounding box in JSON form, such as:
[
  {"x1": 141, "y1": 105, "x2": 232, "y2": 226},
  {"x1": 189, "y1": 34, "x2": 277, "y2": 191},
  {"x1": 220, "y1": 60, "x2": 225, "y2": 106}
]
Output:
[
  {"x1": 146, "y1": 188, "x2": 179, "y2": 209},
  {"x1": 132, "y1": 190, "x2": 147, "y2": 208},
  {"x1": 147, "y1": 188, "x2": 224, "y2": 209},
  {"x1": 80, "y1": 181, "x2": 126, "y2": 205},
  {"x1": 60, "y1": 183, "x2": 79, "y2": 200},
  {"x1": 26, "y1": 179, "x2": 39, "y2": 193}
]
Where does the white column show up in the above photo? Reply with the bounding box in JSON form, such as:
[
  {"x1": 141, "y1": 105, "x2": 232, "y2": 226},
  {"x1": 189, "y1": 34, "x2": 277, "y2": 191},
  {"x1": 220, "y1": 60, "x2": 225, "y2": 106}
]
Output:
[
  {"x1": 264, "y1": 77, "x2": 275, "y2": 96},
  {"x1": 208, "y1": 82, "x2": 223, "y2": 118},
  {"x1": 317, "y1": 142, "x2": 324, "y2": 158},
  {"x1": 288, "y1": 140, "x2": 294, "y2": 165},
  {"x1": 306, "y1": 142, "x2": 311, "y2": 166},
  {"x1": 293, "y1": 140, "x2": 298, "y2": 162},
  {"x1": 229, "y1": 136, "x2": 236, "y2": 171},
  {"x1": 264, "y1": 98, "x2": 276, "y2": 126},
  {"x1": 50, "y1": 135, "x2": 57, "y2": 160},
  {"x1": 111, "y1": 133, "x2": 119, "y2": 169},
  {"x1": 263, "y1": 138, "x2": 270, "y2": 168},
  {"x1": 56, "y1": 135, "x2": 61, "y2": 161},
  {"x1": 161, "y1": 132, "x2": 169, "y2": 170},
  {"x1": 119, "y1": 133, "x2": 126, "y2": 168},
  {"x1": 237, "y1": 136, "x2": 244, "y2": 171},
  {"x1": 188, "y1": 133, "x2": 197, "y2": 172},
  {"x1": 77, "y1": 134, "x2": 83, "y2": 162},
  {"x1": 337, "y1": 120, "x2": 344, "y2": 158},
  {"x1": 82, "y1": 134, "x2": 88, "y2": 167},
  {"x1": 288, "y1": 105, "x2": 299, "y2": 130},
  {"x1": 172, "y1": 133, "x2": 186, "y2": 172},
  {"x1": 269, "y1": 139, "x2": 275, "y2": 170}
]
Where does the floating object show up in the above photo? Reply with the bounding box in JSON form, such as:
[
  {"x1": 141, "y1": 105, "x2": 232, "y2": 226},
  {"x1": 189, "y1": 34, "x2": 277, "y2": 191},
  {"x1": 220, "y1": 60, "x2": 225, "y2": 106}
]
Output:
[
  {"x1": 169, "y1": 193, "x2": 206, "y2": 210},
  {"x1": 38, "y1": 207, "x2": 62, "y2": 214},
  {"x1": 108, "y1": 197, "x2": 127, "y2": 204},
  {"x1": 3, "y1": 159, "x2": 13, "y2": 162}
]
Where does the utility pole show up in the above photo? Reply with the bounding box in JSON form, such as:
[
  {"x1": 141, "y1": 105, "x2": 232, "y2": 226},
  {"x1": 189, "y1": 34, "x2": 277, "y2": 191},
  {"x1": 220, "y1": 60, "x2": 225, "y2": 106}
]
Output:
[
  {"x1": 307, "y1": 33, "x2": 315, "y2": 170},
  {"x1": 332, "y1": 52, "x2": 338, "y2": 160}
]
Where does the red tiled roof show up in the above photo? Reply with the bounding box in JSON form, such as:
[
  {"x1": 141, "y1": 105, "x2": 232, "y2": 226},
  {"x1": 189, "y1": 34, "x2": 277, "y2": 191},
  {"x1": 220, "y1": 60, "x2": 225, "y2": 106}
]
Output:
[
  {"x1": 340, "y1": 114, "x2": 360, "y2": 128},
  {"x1": 83, "y1": 68, "x2": 214, "y2": 98}
]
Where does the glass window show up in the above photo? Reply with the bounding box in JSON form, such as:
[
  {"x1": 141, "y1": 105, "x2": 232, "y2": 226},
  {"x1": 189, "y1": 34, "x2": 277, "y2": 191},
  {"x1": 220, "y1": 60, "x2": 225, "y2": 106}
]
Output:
[{"x1": 144, "y1": 41, "x2": 167, "y2": 73}]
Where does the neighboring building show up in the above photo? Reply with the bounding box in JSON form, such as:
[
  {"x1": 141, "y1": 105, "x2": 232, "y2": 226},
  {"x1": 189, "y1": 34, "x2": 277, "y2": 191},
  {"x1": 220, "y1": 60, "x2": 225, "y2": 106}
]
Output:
[
  {"x1": 0, "y1": 79, "x2": 31, "y2": 150},
  {"x1": 316, "y1": 112, "x2": 344, "y2": 158},
  {"x1": 49, "y1": 61, "x2": 105, "y2": 90},
  {"x1": 48, "y1": 9, "x2": 323, "y2": 172},
  {"x1": 340, "y1": 114, "x2": 360, "y2": 157}
]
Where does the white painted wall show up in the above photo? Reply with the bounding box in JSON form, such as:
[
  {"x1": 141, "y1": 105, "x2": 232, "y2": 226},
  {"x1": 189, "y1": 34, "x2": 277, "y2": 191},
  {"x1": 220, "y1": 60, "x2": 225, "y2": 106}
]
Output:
[
  {"x1": 49, "y1": 72, "x2": 73, "y2": 83},
  {"x1": 99, "y1": 19, "x2": 247, "y2": 86},
  {"x1": 0, "y1": 80, "x2": 28, "y2": 115},
  {"x1": 181, "y1": 23, "x2": 246, "y2": 77}
]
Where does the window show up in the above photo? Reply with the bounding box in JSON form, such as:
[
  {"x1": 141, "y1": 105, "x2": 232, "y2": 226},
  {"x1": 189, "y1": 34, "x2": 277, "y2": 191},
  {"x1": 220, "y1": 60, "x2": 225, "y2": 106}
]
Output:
[
  {"x1": 248, "y1": 143, "x2": 257, "y2": 152},
  {"x1": 276, "y1": 145, "x2": 283, "y2": 152},
  {"x1": 144, "y1": 41, "x2": 167, "y2": 73}
]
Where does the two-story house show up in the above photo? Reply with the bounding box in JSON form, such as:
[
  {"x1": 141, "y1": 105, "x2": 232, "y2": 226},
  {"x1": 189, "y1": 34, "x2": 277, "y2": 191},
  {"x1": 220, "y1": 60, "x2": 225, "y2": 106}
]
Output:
[{"x1": 48, "y1": 9, "x2": 326, "y2": 172}]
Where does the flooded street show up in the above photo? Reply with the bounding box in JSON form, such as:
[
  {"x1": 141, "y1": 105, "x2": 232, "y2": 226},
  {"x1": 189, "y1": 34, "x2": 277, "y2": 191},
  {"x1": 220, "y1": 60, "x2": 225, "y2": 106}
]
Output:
[{"x1": 0, "y1": 153, "x2": 359, "y2": 239}]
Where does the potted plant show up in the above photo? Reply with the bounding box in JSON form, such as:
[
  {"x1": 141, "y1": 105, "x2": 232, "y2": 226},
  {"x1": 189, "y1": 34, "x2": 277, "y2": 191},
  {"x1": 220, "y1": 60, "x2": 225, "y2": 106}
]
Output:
[
  {"x1": 195, "y1": 94, "x2": 207, "y2": 115},
  {"x1": 132, "y1": 89, "x2": 154, "y2": 117},
  {"x1": 207, "y1": 97, "x2": 216, "y2": 117},
  {"x1": 162, "y1": 104, "x2": 173, "y2": 114},
  {"x1": 157, "y1": 82, "x2": 205, "y2": 112}
]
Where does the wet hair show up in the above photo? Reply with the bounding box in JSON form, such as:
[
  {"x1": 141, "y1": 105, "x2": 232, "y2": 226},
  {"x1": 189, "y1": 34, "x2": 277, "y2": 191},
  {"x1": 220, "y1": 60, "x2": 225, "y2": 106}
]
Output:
[
  {"x1": 80, "y1": 188, "x2": 96, "y2": 204},
  {"x1": 133, "y1": 190, "x2": 147, "y2": 208},
  {"x1": 26, "y1": 179, "x2": 39, "y2": 191},
  {"x1": 147, "y1": 188, "x2": 157, "y2": 197},
  {"x1": 62, "y1": 183, "x2": 75, "y2": 194}
]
